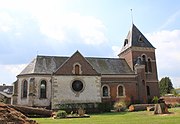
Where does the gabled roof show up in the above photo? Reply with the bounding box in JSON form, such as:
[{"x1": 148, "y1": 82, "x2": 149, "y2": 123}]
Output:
[
  {"x1": 19, "y1": 52, "x2": 134, "y2": 76},
  {"x1": 121, "y1": 24, "x2": 155, "y2": 53},
  {"x1": 54, "y1": 51, "x2": 100, "y2": 75}
]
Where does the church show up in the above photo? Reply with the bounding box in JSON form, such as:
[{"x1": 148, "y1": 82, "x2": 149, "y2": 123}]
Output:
[{"x1": 12, "y1": 24, "x2": 159, "y2": 110}]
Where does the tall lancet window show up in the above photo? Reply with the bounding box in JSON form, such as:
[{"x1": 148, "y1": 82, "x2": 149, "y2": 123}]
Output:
[
  {"x1": 142, "y1": 55, "x2": 148, "y2": 72},
  {"x1": 22, "y1": 80, "x2": 28, "y2": 98},
  {"x1": 146, "y1": 86, "x2": 150, "y2": 96},
  {"x1": 40, "y1": 80, "x2": 47, "y2": 98},
  {"x1": 148, "y1": 58, "x2": 152, "y2": 72}
]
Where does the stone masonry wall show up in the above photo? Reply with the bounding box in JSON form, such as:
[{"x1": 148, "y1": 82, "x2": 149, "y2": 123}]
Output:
[
  {"x1": 16, "y1": 75, "x2": 51, "y2": 107},
  {"x1": 52, "y1": 75, "x2": 101, "y2": 109}
]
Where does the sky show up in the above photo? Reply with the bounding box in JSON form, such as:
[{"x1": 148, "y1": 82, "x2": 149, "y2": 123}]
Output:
[{"x1": 0, "y1": 0, "x2": 180, "y2": 88}]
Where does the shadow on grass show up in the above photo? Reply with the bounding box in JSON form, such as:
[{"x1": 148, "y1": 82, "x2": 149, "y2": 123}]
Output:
[{"x1": 91, "y1": 111, "x2": 129, "y2": 116}]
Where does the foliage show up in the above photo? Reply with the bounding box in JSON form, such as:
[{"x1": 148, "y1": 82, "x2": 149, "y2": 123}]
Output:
[
  {"x1": 152, "y1": 96, "x2": 159, "y2": 104},
  {"x1": 0, "y1": 98, "x2": 7, "y2": 103},
  {"x1": 113, "y1": 100, "x2": 128, "y2": 112},
  {"x1": 159, "y1": 77, "x2": 174, "y2": 96},
  {"x1": 171, "y1": 89, "x2": 180, "y2": 97},
  {"x1": 97, "y1": 102, "x2": 112, "y2": 112},
  {"x1": 170, "y1": 103, "x2": 180, "y2": 108},
  {"x1": 58, "y1": 102, "x2": 112, "y2": 113},
  {"x1": 34, "y1": 108, "x2": 180, "y2": 124},
  {"x1": 56, "y1": 110, "x2": 67, "y2": 118}
]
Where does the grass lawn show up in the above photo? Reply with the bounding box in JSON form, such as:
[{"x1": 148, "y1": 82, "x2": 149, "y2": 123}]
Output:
[{"x1": 33, "y1": 108, "x2": 180, "y2": 124}]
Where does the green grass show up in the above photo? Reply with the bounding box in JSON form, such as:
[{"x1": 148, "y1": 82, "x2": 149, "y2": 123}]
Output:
[{"x1": 33, "y1": 108, "x2": 180, "y2": 124}]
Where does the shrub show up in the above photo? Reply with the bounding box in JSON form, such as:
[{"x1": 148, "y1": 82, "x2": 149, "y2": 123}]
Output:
[
  {"x1": 113, "y1": 100, "x2": 127, "y2": 112},
  {"x1": 98, "y1": 102, "x2": 112, "y2": 112},
  {"x1": 152, "y1": 96, "x2": 159, "y2": 104},
  {"x1": 56, "y1": 110, "x2": 67, "y2": 118}
]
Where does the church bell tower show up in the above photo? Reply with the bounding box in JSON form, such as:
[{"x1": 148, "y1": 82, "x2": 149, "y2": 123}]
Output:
[{"x1": 119, "y1": 24, "x2": 159, "y2": 102}]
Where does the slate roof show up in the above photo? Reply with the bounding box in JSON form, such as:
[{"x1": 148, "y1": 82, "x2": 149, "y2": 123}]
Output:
[
  {"x1": 19, "y1": 55, "x2": 134, "y2": 76},
  {"x1": 0, "y1": 85, "x2": 13, "y2": 95},
  {"x1": 121, "y1": 24, "x2": 155, "y2": 52}
]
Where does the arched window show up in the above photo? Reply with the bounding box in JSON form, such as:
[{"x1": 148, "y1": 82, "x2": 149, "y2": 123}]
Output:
[
  {"x1": 142, "y1": 80, "x2": 145, "y2": 85},
  {"x1": 75, "y1": 64, "x2": 80, "y2": 75},
  {"x1": 40, "y1": 80, "x2": 47, "y2": 98},
  {"x1": 146, "y1": 86, "x2": 150, "y2": 96},
  {"x1": 22, "y1": 80, "x2": 28, "y2": 98},
  {"x1": 148, "y1": 58, "x2": 152, "y2": 72},
  {"x1": 72, "y1": 63, "x2": 82, "y2": 75},
  {"x1": 118, "y1": 85, "x2": 125, "y2": 96},
  {"x1": 102, "y1": 85, "x2": 109, "y2": 97},
  {"x1": 142, "y1": 55, "x2": 148, "y2": 72}
]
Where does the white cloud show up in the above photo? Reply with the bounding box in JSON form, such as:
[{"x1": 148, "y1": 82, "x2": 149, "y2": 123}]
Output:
[
  {"x1": 146, "y1": 30, "x2": 180, "y2": 88},
  {"x1": 0, "y1": 12, "x2": 14, "y2": 32},
  {"x1": 34, "y1": 12, "x2": 108, "y2": 45},
  {"x1": 171, "y1": 77, "x2": 180, "y2": 88},
  {"x1": 146, "y1": 30, "x2": 180, "y2": 71},
  {"x1": 0, "y1": 64, "x2": 27, "y2": 85},
  {"x1": 112, "y1": 46, "x2": 121, "y2": 57},
  {"x1": 0, "y1": 0, "x2": 108, "y2": 46}
]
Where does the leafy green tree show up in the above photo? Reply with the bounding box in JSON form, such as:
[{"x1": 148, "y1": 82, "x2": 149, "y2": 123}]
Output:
[
  {"x1": 171, "y1": 89, "x2": 179, "y2": 97},
  {"x1": 159, "y1": 77, "x2": 174, "y2": 96}
]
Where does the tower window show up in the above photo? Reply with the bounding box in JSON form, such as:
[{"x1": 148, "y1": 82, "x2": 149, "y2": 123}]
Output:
[
  {"x1": 142, "y1": 55, "x2": 148, "y2": 72},
  {"x1": 142, "y1": 80, "x2": 145, "y2": 85},
  {"x1": 40, "y1": 80, "x2": 47, "y2": 98},
  {"x1": 138, "y1": 35, "x2": 143, "y2": 42},
  {"x1": 22, "y1": 80, "x2": 28, "y2": 98},
  {"x1": 146, "y1": 86, "x2": 150, "y2": 96},
  {"x1": 148, "y1": 58, "x2": 152, "y2": 72},
  {"x1": 124, "y1": 39, "x2": 128, "y2": 46}
]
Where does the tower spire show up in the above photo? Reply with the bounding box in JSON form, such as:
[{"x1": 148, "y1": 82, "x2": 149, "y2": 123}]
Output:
[{"x1": 130, "y1": 9, "x2": 134, "y2": 24}]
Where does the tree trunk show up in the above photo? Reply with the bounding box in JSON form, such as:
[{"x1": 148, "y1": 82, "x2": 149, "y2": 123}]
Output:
[
  {"x1": 154, "y1": 103, "x2": 169, "y2": 114},
  {"x1": 8, "y1": 104, "x2": 52, "y2": 117},
  {"x1": 129, "y1": 104, "x2": 154, "y2": 111}
]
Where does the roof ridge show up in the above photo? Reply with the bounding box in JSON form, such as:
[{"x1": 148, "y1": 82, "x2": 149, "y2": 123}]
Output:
[{"x1": 37, "y1": 55, "x2": 69, "y2": 58}]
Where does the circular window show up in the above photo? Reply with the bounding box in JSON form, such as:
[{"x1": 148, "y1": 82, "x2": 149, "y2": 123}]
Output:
[{"x1": 72, "y1": 80, "x2": 83, "y2": 92}]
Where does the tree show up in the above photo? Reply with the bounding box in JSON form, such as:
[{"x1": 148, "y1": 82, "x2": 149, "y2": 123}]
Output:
[{"x1": 159, "y1": 77, "x2": 174, "y2": 96}]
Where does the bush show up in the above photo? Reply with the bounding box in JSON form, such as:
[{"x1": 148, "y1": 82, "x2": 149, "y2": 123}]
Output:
[
  {"x1": 152, "y1": 96, "x2": 159, "y2": 104},
  {"x1": 56, "y1": 110, "x2": 67, "y2": 118},
  {"x1": 98, "y1": 102, "x2": 112, "y2": 112},
  {"x1": 170, "y1": 103, "x2": 180, "y2": 108},
  {"x1": 113, "y1": 100, "x2": 127, "y2": 112}
]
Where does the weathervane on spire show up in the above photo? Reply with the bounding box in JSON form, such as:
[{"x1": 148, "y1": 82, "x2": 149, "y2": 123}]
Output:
[{"x1": 130, "y1": 9, "x2": 134, "y2": 24}]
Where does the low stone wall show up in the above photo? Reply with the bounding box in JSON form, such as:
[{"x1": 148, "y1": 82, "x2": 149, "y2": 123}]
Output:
[{"x1": 161, "y1": 97, "x2": 180, "y2": 105}]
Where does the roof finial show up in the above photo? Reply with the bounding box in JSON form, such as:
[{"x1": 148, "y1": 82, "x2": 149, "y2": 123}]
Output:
[{"x1": 130, "y1": 9, "x2": 134, "y2": 24}]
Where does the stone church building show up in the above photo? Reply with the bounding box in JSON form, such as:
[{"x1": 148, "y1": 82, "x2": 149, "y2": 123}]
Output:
[{"x1": 12, "y1": 24, "x2": 159, "y2": 109}]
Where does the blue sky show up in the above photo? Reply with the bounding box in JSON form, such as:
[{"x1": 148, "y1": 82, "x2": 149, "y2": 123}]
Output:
[{"x1": 0, "y1": 0, "x2": 180, "y2": 88}]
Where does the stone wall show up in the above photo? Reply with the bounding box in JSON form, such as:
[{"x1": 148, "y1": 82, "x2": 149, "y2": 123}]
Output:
[
  {"x1": 52, "y1": 75, "x2": 101, "y2": 109},
  {"x1": 16, "y1": 75, "x2": 52, "y2": 107},
  {"x1": 161, "y1": 96, "x2": 180, "y2": 105}
]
